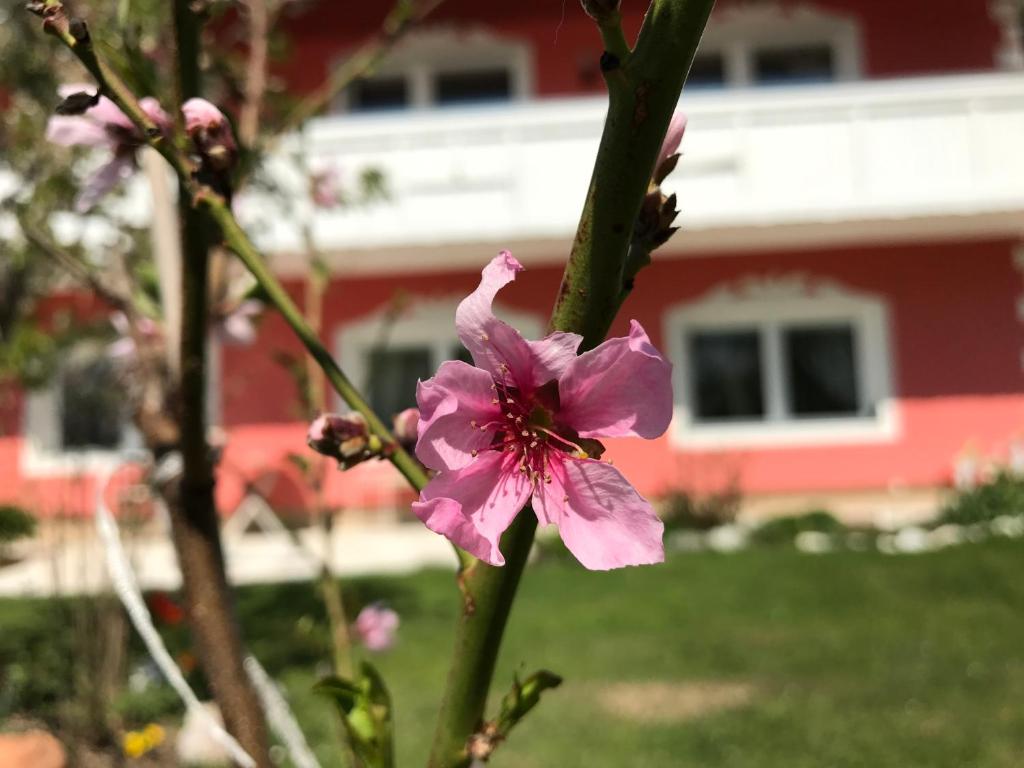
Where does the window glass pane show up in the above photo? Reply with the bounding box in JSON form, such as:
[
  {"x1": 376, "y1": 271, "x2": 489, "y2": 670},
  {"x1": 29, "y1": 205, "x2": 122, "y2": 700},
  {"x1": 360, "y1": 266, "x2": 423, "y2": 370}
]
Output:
[
  {"x1": 435, "y1": 69, "x2": 512, "y2": 106},
  {"x1": 689, "y1": 330, "x2": 765, "y2": 421},
  {"x1": 61, "y1": 354, "x2": 123, "y2": 449},
  {"x1": 783, "y1": 325, "x2": 859, "y2": 416},
  {"x1": 367, "y1": 346, "x2": 433, "y2": 418},
  {"x1": 687, "y1": 52, "x2": 727, "y2": 89},
  {"x1": 348, "y1": 76, "x2": 409, "y2": 112},
  {"x1": 753, "y1": 45, "x2": 835, "y2": 85}
]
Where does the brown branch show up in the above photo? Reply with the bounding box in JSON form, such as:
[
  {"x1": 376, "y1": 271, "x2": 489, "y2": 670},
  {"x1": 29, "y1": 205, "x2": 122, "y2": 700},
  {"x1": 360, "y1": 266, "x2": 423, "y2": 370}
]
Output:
[
  {"x1": 238, "y1": 0, "x2": 270, "y2": 148},
  {"x1": 161, "y1": 1, "x2": 273, "y2": 765}
]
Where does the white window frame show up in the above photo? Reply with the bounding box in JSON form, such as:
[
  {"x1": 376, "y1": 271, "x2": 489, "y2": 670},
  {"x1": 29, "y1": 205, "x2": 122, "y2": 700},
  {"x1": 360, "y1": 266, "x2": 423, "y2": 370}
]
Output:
[
  {"x1": 22, "y1": 337, "x2": 222, "y2": 476},
  {"x1": 695, "y1": 3, "x2": 863, "y2": 88},
  {"x1": 332, "y1": 27, "x2": 533, "y2": 113},
  {"x1": 664, "y1": 275, "x2": 898, "y2": 449},
  {"x1": 335, "y1": 296, "x2": 542, "y2": 411},
  {"x1": 22, "y1": 340, "x2": 143, "y2": 475}
]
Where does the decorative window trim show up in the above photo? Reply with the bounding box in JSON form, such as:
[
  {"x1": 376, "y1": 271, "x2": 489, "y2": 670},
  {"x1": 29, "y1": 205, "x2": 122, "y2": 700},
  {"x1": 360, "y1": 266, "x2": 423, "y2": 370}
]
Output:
[
  {"x1": 332, "y1": 26, "x2": 534, "y2": 113},
  {"x1": 22, "y1": 342, "x2": 142, "y2": 476},
  {"x1": 335, "y1": 296, "x2": 542, "y2": 411},
  {"x1": 663, "y1": 274, "x2": 899, "y2": 449},
  {"x1": 697, "y1": 2, "x2": 863, "y2": 87}
]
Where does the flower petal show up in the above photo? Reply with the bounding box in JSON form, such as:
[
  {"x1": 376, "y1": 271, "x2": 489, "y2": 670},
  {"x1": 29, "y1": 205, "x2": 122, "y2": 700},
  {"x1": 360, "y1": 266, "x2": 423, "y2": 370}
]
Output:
[
  {"x1": 412, "y1": 450, "x2": 531, "y2": 565},
  {"x1": 527, "y1": 331, "x2": 583, "y2": 382},
  {"x1": 557, "y1": 320, "x2": 673, "y2": 439},
  {"x1": 139, "y1": 97, "x2": 171, "y2": 134},
  {"x1": 535, "y1": 457, "x2": 664, "y2": 570},
  {"x1": 656, "y1": 112, "x2": 688, "y2": 169},
  {"x1": 88, "y1": 96, "x2": 134, "y2": 131},
  {"x1": 74, "y1": 154, "x2": 135, "y2": 213},
  {"x1": 46, "y1": 115, "x2": 109, "y2": 148},
  {"x1": 415, "y1": 360, "x2": 502, "y2": 472},
  {"x1": 456, "y1": 252, "x2": 580, "y2": 391}
]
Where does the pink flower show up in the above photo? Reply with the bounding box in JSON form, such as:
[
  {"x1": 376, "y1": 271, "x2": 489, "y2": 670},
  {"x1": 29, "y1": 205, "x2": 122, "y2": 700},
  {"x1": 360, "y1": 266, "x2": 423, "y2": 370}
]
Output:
[
  {"x1": 307, "y1": 412, "x2": 370, "y2": 461},
  {"x1": 656, "y1": 112, "x2": 688, "y2": 171},
  {"x1": 46, "y1": 85, "x2": 170, "y2": 212},
  {"x1": 215, "y1": 300, "x2": 263, "y2": 346},
  {"x1": 392, "y1": 407, "x2": 419, "y2": 447},
  {"x1": 310, "y1": 166, "x2": 342, "y2": 209},
  {"x1": 107, "y1": 312, "x2": 161, "y2": 360},
  {"x1": 412, "y1": 252, "x2": 671, "y2": 570},
  {"x1": 181, "y1": 98, "x2": 237, "y2": 170},
  {"x1": 353, "y1": 604, "x2": 399, "y2": 652}
]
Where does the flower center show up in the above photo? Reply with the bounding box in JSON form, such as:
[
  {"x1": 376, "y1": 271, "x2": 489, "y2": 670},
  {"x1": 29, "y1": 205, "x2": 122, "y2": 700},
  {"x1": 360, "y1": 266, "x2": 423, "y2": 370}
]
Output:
[{"x1": 472, "y1": 378, "x2": 597, "y2": 487}]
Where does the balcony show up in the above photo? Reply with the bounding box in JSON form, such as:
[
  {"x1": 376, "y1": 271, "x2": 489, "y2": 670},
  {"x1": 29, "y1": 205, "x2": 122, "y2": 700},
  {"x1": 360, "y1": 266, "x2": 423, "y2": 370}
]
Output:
[{"x1": 246, "y1": 73, "x2": 1024, "y2": 273}]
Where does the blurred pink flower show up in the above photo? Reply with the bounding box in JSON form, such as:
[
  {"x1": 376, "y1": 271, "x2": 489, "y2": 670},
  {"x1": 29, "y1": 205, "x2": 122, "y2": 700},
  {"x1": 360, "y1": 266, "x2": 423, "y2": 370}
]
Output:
[
  {"x1": 216, "y1": 300, "x2": 263, "y2": 346},
  {"x1": 310, "y1": 166, "x2": 342, "y2": 209},
  {"x1": 392, "y1": 407, "x2": 419, "y2": 447},
  {"x1": 412, "y1": 252, "x2": 671, "y2": 570},
  {"x1": 307, "y1": 412, "x2": 370, "y2": 460},
  {"x1": 182, "y1": 98, "x2": 237, "y2": 170},
  {"x1": 108, "y1": 312, "x2": 161, "y2": 360},
  {"x1": 46, "y1": 85, "x2": 170, "y2": 212},
  {"x1": 353, "y1": 604, "x2": 399, "y2": 652}
]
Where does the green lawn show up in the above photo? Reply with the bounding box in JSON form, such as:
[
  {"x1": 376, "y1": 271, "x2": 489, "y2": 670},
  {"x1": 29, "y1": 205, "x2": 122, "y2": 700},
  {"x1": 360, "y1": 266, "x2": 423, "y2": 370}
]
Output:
[
  {"x1": 236, "y1": 539, "x2": 1024, "y2": 768},
  {"x1": 3, "y1": 540, "x2": 1024, "y2": 766}
]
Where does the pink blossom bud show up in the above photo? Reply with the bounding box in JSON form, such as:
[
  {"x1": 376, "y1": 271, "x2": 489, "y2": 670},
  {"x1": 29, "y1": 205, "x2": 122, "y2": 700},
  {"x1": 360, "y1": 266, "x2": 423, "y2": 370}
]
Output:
[
  {"x1": 392, "y1": 408, "x2": 419, "y2": 447},
  {"x1": 181, "y1": 98, "x2": 237, "y2": 171},
  {"x1": 353, "y1": 604, "x2": 399, "y2": 652},
  {"x1": 310, "y1": 166, "x2": 342, "y2": 209},
  {"x1": 654, "y1": 112, "x2": 687, "y2": 184},
  {"x1": 307, "y1": 412, "x2": 370, "y2": 460}
]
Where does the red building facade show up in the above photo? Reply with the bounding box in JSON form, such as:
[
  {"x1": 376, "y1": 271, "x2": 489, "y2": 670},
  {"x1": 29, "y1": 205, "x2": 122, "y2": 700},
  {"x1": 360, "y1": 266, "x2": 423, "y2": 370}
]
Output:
[{"x1": 3, "y1": 1, "x2": 1023, "y2": 524}]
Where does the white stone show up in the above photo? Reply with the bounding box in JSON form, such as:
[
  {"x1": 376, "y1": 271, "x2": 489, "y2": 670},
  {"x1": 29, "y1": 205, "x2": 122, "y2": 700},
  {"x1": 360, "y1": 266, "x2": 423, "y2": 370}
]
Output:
[
  {"x1": 706, "y1": 525, "x2": 748, "y2": 553},
  {"x1": 794, "y1": 531, "x2": 833, "y2": 554},
  {"x1": 927, "y1": 524, "x2": 965, "y2": 549},
  {"x1": 893, "y1": 527, "x2": 930, "y2": 554}
]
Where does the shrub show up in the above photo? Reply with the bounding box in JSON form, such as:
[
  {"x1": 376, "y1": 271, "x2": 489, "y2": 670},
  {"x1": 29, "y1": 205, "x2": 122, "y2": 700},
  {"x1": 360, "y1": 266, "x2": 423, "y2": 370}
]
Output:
[
  {"x1": 660, "y1": 487, "x2": 740, "y2": 532},
  {"x1": 0, "y1": 505, "x2": 36, "y2": 544},
  {"x1": 937, "y1": 470, "x2": 1024, "y2": 526},
  {"x1": 750, "y1": 509, "x2": 845, "y2": 547}
]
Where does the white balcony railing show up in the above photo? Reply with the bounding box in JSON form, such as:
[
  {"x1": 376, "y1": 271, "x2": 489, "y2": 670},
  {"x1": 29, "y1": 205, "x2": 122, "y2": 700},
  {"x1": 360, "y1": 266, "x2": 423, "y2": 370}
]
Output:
[{"x1": 245, "y1": 73, "x2": 1024, "y2": 271}]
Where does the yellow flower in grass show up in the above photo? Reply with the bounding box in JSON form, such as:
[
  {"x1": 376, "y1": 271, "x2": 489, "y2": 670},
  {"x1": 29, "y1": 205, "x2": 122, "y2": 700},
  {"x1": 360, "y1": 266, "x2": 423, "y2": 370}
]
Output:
[{"x1": 122, "y1": 723, "x2": 166, "y2": 759}]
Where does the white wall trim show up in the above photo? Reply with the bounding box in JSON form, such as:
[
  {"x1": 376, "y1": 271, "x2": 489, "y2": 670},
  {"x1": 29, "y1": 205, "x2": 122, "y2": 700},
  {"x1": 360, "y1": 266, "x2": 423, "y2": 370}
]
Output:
[
  {"x1": 334, "y1": 296, "x2": 543, "y2": 411},
  {"x1": 663, "y1": 274, "x2": 900, "y2": 449}
]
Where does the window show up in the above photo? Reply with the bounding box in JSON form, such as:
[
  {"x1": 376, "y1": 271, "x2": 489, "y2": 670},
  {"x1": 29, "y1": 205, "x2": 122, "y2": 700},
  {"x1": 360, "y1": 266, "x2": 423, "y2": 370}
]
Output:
[
  {"x1": 23, "y1": 341, "x2": 141, "y2": 474},
  {"x1": 348, "y1": 77, "x2": 410, "y2": 112},
  {"x1": 665, "y1": 276, "x2": 897, "y2": 447},
  {"x1": 337, "y1": 299, "x2": 541, "y2": 419},
  {"x1": 332, "y1": 29, "x2": 532, "y2": 113},
  {"x1": 687, "y1": 53, "x2": 728, "y2": 90},
  {"x1": 753, "y1": 45, "x2": 836, "y2": 86},
  {"x1": 691, "y1": 5, "x2": 860, "y2": 89},
  {"x1": 435, "y1": 69, "x2": 512, "y2": 106},
  {"x1": 60, "y1": 352, "x2": 124, "y2": 449}
]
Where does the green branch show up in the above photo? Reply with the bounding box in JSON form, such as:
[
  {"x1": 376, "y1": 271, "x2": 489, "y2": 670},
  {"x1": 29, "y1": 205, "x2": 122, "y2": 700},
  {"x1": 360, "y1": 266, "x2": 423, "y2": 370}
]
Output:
[{"x1": 426, "y1": 1, "x2": 715, "y2": 765}]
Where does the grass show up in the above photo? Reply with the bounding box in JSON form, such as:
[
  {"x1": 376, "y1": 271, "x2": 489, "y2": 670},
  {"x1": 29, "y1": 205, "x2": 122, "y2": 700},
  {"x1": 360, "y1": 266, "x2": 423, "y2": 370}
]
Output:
[
  {"x1": 4, "y1": 539, "x2": 1024, "y2": 766},
  {"x1": 236, "y1": 539, "x2": 1024, "y2": 768}
]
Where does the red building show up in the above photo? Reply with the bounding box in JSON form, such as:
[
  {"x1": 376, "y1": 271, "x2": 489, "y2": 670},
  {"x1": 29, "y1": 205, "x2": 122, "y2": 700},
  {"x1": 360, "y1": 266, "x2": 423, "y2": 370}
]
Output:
[{"x1": 3, "y1": 1, "x2": 1024, "y2": 525}]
